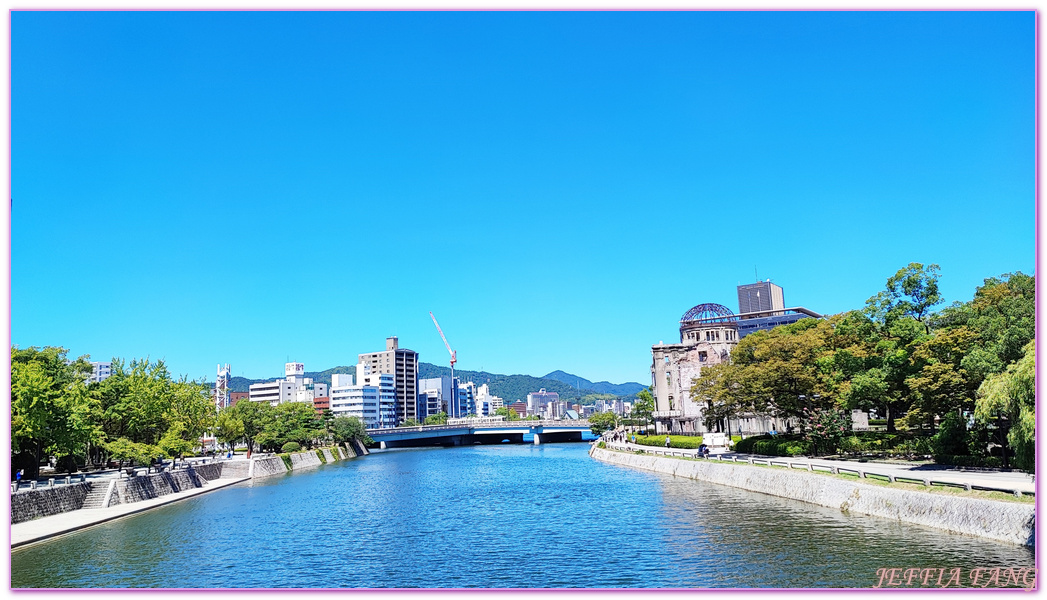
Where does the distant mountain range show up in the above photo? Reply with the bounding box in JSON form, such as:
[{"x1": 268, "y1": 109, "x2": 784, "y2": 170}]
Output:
[
  {"x1": 224, "y1": 363, "x2": 645, "y2": 403},
  {"x1": 541, "y1": 370, "x2": 646, "y2": 397}
]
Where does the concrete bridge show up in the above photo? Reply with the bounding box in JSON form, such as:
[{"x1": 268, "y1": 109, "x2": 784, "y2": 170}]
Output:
[{"x1": 367, "y1": 420, "x2": 591, "y2": 449}]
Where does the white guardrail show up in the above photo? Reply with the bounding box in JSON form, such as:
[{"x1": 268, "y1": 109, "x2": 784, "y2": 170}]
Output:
[
  {"x1": 599, "y1": 442, "x2": 1033, "y2": 498},
  {"x1": 369, "y1": 420, "x2": 590, "y2": 434}
]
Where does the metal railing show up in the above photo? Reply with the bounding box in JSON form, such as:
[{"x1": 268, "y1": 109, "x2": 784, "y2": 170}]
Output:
[
  {"x1": 369, "y1": 420, "x2": 590, "y2": 434},
  {"x1": 598, "y1": 442, "x2": 1033, "y2": 498}
]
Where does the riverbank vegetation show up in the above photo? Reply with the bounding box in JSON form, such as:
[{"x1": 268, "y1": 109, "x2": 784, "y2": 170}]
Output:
[
  {"x1": 11, "y1": 347, "x2": 373, "y2": 476},
  {"x1": 690, "y1": 265, "x2": 1035, "y2": 471}
]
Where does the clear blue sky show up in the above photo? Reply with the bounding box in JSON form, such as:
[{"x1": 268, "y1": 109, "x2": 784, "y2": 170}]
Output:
[{"x1": 11, "y1": 11, "x2": 1035, "y2": 385}]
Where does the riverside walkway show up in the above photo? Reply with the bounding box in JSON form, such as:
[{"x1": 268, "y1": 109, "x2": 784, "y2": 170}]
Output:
[
  {"x1": 602, "y1": 441, "x2": 1035, "y2": 495},
  {"x1": 11, "y1": 475, "x2": 249, "y2": 548},
  {"x1": 11, "y1": 457, "x2": 251, "y2": 549}
]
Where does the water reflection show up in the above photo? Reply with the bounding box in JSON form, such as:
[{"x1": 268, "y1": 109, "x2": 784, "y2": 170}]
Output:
[{"x1": 11, "y1": 444, "x2": 1033, "y2": 588}]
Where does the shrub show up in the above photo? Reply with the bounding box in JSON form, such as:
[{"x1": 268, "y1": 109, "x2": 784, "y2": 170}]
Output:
[
  {"x1": 838, "y1": 436, "x2": 867, "y2": 456},
  {"x1": 279, "y1": 453, "x2": 293, "y2": 470},
  {"x1": 932, "y1": 412, "x2": 969, "y2": 456},
  {"x1": 736, "y1": 435, "x2": 811, "y2": 456},
  {"x1": 632, "y1": 435, "x2": 704, "y2": 449},
  {"x1": 55, "y1": 455, "x2": 82, "y2": 474},
  {"x1": 597, "y1": 441, "x2": 606, "y2": 449},
  {"x1": 316, "y1": 449, "x2": 327, "y2": 464},
  {"x1": 281, "y1": 442, "x2": 301, "y2": 453},
  {"x1": 934, "y1": 454, "x2": 1004, "y2": 468},
  {"x1": 734, "y1": 435, "x2": 765, "y2": 453}
]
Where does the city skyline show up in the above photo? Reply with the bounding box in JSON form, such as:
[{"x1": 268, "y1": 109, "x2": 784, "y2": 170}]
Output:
[{"x1": 11, "y1": 11, "x2": 1035, "y2": 385}]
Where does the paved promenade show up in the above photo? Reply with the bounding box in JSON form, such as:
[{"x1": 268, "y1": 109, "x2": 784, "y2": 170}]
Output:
[
  {"x1": 606, "y1": 441, "x2": 1035, "y2": 494},
  {"x1": 11, "y1": 476, "x2": 249, "y2": 549}
]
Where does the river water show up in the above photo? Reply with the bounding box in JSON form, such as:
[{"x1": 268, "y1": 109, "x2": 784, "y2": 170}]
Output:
[{"x1": 10, "y1": 442, "x2": 1035, "y2": 588}]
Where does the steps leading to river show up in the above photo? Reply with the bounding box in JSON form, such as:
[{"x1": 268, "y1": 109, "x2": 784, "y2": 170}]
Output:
[{"x1": 79, "y1": 483, "x2": 109, "y2": 509}]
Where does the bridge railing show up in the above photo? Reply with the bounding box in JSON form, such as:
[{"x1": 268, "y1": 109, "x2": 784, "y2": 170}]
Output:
[{"x1": 368, "y1": 420, "x2": 590, "y2": 435}]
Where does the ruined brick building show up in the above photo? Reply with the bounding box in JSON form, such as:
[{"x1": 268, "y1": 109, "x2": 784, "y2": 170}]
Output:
[{"x1": 650, "y1": 281, "x2": 822, "y2": 435}]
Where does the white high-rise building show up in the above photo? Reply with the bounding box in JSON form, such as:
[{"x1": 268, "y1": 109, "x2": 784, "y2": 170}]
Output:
[
  {"x1": 249, "y1": 362, "x2": 328, "y2": 406},
  {"x1": 88, "y1": 361, "x2": 112, "y2": 384},
  {"x1": 330, "y1": 364, "x2": 396, "y2": 428},
  {"x1": 476, "y1": 383, "x2": 503, "y2": 416}
]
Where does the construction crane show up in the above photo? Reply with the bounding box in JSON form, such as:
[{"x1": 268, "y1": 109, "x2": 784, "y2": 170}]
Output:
[{"x1": 429, "y1": 311, "x2": 458, "y2": 417}]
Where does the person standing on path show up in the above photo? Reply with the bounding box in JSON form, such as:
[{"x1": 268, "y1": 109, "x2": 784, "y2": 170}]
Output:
[{"x1": 665, "y1": 436, "x2": 671, "y2": 448}]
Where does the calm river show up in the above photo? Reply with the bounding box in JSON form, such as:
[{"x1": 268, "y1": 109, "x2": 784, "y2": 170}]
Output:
[{"x1": 11, "y1": 442, "x2": 1035, "y2": 588}]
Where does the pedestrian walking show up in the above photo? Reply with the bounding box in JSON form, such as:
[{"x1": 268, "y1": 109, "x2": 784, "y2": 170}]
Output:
[
  {"x1": 16, "y1": 469, "x2": 23, "y2": 482},
  {"x1": 665, "y1": 436, "x2": 671, "y2": 448}
]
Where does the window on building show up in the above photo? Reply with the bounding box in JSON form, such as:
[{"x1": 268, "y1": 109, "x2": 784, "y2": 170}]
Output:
[{"x1": 699, "y1": 351, "x2": 708, "y2": 362}]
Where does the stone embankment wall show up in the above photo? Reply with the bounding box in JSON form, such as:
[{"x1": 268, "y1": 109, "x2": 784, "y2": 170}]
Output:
[
  {"x1": 590, "y1": 447, "x2": 1034, "y2": 547},
  {"x1": 220, "y1": 460, "x2": 251, "y2": 479},
  {"x1": 12, "y1": 445, "x2": 366, "y2": 523},
  {"x1": 190, "y1": 463, "x2": 225, "y2": 481},
  {"x1": 290, "y1": 451, "x2": 322, "y2": 470},
  {"x1": 251, "y1": 456, "x2": 289, "y2": 478},
  {"x1": 11, "y1": 483, "x2": 92, "y2": 524},
  {"x1": 351, "y1": 440, "x2": 369, "y2": 456},
  {"x1": 116, "y1": 470, "x2": 205, "y2": 504}
]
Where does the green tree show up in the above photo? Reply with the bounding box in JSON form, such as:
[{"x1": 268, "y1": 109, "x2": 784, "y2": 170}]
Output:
[
  {"x1": 105, "y1": 437, "x2": 159, "y2": 468},
  {"x1": 157, "y1": 421, "x2": 197, "y2": 459},
  {"x1": 226, "y1": 400, "x2": 275, "y2": 458},
  {"x1": 264, "y1": 402, "x2": 322, "y2": 450},
  {"x1": 331, "y1": 416, "x2": 373, "y2": 446},
  {"x1": 215, "y1": 409, "x2": 245, "y2": 452},
  {"x1": 11, "y1": 346, "x2": 98, "y2": 478},
  {"x1": 494, "y1": 407, "x2": 520, "y2": 421},
  {"x1": 630, "y1": 388, "x2": 654, "y2": 429},
  {"x1": 939, "y1": 272, "x2": 1035, "y2": 386},
  {"x1": 424, "y1": 412, "x2": 448, "y2": 425},
  {"x1": 976, "y1": 341, "x2": 1035, "y2": 472},
  {"x1": 902, "y1": 328, "x2": 977, "y2": 431},
  {"x1": 931, "y1": 411, "x2": 969, "y2": 456},
  {"x1": 866, "y1": 262, "x2": 942, "y2": 334},
  {"x1": 588, "y1": 411, "x2": 619, "y2": 436}
]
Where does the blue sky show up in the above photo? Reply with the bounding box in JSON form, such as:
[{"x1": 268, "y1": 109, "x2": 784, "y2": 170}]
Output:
[{"x1": 11, "y1": 11, "x2": 1035, "y2": 385}]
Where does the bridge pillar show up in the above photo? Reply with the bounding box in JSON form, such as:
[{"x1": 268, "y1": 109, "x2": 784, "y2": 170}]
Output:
[
  {"x1": 380, "y1": 442, "x2": 387, "y2": 450},
  {"x1": 534, "y1": 434, "x2": 541, "y2": 445}
]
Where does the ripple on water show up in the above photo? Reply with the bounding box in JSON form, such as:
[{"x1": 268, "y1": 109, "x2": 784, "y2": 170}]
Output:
[{"x1": 11, "y1": 444, "x2": 1035, "y2": 588}]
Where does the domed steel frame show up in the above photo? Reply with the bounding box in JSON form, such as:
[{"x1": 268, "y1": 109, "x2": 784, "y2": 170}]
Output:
[{"x1": 680, "y1": 303, "x2": 735, "y2": 323}]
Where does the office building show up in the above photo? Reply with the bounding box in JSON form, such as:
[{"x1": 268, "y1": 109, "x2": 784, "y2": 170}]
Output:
[
  {"x1": 527, "y1": 389, "x2": 559, "y2": 416},
  {"x1": 359, "y1": 337, "x2": 418, "y2": 425},
  {"x1": 249, "y1": 362, "x2": 328, "y2": 406},
  {"x1": 737, "y1": 280, "x2": 785, "y2": 315},
  {"x1": 476, "y1": 383, "x2": 503, "y2": 416},
  {"x1": 330, "y1": 367, "x2": 396, "y2": 428}
]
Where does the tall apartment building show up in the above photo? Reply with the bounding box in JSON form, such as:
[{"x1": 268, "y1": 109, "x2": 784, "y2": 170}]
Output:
[
  {"x1": 359, "y1": 337, "x2": 418, "y2": 425},
  {"x1": 249, "y1": 362, "x2": 329, "y2": 406}
]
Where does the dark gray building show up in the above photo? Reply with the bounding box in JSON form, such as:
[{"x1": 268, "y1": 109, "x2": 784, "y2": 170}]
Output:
[{"x1": 737, "y1": 280, "x2": 785, "y2": 316}]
